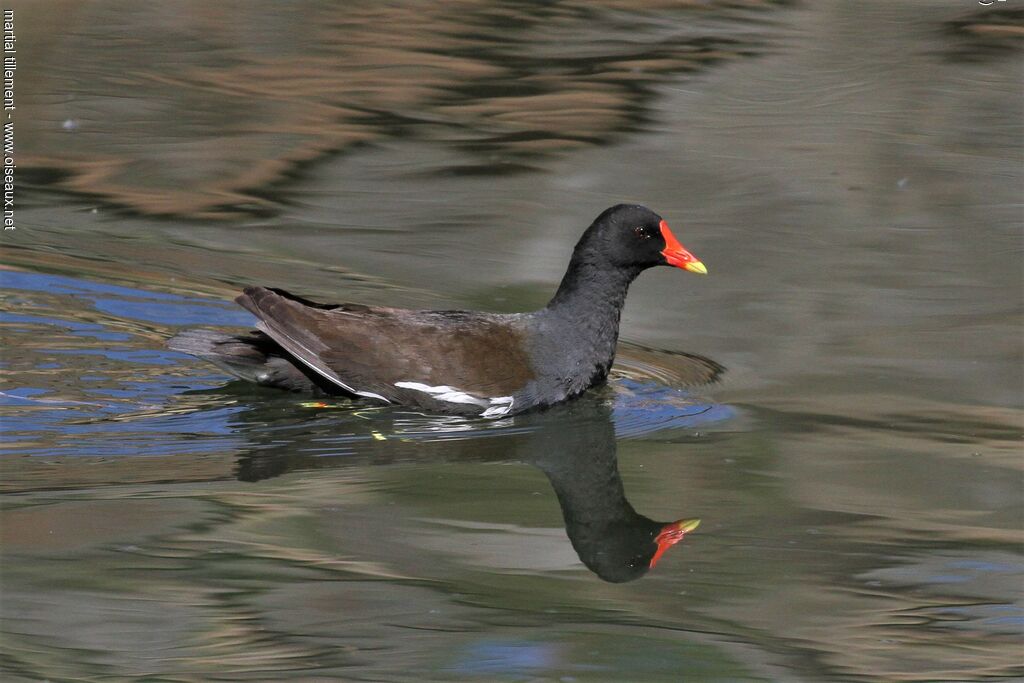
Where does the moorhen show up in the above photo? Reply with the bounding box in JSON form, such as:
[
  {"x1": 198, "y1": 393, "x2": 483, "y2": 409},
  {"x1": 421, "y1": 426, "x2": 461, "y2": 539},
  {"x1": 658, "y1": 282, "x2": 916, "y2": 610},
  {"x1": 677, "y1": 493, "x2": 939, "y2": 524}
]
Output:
[{"x1": 169, "y1": 204, "x2": 706, "y2": 417}]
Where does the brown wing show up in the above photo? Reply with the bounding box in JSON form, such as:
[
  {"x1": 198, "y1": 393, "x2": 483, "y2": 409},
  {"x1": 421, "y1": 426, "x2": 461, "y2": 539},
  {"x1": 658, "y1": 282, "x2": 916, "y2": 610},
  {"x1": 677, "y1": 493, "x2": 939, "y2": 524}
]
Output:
[{"x1": 236, "y1": 287, "x2": 535, "y2": 411}]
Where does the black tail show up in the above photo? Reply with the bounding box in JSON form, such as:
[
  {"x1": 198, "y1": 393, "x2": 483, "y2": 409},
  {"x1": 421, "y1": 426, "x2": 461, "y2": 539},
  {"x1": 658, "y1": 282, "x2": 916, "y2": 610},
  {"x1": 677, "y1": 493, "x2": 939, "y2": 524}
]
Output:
[{"x1": 168, "y1": 329, "x2": 326, "y2": 394}]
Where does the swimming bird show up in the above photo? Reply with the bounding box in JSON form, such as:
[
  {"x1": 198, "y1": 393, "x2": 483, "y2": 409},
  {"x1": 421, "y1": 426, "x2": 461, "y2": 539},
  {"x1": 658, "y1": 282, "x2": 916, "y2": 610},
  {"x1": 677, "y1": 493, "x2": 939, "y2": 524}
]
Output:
[{"x1": 169, "y1": 204, "x2": 706, "y2": 417}]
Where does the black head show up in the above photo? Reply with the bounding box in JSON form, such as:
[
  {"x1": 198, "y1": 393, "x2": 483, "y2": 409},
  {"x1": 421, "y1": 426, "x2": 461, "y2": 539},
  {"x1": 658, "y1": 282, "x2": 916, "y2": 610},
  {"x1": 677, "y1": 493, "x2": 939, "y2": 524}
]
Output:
[
  {"x1": 572, "y1": 516, "x2": 702, "y2": 583},
  {"x1": 573, "y1": 517, "x2": 662, "y2": 583},
  {"x1": 577, "y1": 204, "x2": 706, "y2": 274}
]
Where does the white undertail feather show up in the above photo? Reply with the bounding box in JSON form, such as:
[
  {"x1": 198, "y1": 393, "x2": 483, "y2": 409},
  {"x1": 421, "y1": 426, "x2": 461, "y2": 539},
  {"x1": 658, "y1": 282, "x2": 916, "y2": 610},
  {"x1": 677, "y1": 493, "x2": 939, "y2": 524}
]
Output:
[{"x1": 481, "y1": 397, "x2": 514, "y2": 418}]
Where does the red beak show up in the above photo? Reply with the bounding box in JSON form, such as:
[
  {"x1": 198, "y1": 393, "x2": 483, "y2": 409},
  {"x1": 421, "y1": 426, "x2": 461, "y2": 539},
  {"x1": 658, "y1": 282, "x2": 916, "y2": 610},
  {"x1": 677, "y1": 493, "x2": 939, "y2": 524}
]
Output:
[
  {"x1": 649, "y1": 518, "x2": 701, "y2": 569},
  {"x1": 659, "y1": 220, "x2": 707, "y2": 274}
]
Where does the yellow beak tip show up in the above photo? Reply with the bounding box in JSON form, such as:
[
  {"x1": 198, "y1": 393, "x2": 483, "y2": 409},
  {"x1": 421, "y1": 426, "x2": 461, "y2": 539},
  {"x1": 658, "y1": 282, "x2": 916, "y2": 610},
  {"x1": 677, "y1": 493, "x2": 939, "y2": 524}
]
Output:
[
  {"x1": 677, "y1": 518, "x2": 701, "y2": 533},
  {"x1": 685, "y1": 261, "x2": 708, "y2": 275}
]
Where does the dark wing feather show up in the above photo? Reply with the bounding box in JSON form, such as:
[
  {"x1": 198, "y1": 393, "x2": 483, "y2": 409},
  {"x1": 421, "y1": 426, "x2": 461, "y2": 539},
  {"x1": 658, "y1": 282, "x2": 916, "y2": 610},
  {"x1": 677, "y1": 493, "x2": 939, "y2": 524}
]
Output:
[
  {"x1": 236, "y1": 287, "x2": 535, "y2": 410},
  {"x1": 168, "y1": 328, "x2": 331, "y2": 393}
]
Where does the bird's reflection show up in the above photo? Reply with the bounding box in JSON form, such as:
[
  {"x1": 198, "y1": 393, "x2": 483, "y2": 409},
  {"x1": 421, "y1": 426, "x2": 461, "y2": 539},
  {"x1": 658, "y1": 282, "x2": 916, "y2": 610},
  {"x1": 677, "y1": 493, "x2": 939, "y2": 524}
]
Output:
[
  {"x1": 515, "y1": 403, "x2": 700, "y2": 582},
  {"x1": 227, "y1": 385, "x2": 718, "y2": 583}
]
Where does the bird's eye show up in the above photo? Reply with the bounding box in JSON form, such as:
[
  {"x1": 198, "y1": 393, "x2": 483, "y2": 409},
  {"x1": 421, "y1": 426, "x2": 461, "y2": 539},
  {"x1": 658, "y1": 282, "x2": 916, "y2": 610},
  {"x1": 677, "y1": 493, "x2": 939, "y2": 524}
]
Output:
[{"x1": 634, "y1": 226, "x2": 651, "y2": 240}]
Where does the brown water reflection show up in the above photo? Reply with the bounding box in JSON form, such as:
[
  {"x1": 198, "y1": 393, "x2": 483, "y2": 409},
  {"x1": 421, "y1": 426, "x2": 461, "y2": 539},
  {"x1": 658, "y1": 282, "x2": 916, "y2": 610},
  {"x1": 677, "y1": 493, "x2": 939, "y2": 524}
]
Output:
[
  {"x1": 14, "y1": 0, "x2": 786, "y2": 218},
  {"x1": 2, "y1": 0, "x2": 1023, "y2": 680}
]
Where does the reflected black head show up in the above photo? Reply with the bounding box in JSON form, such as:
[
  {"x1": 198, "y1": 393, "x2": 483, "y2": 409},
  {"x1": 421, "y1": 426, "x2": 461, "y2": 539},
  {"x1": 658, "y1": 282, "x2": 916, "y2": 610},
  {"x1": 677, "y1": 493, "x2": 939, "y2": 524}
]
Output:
[{"x1": 571, "y1": 516, "x2": 664, "y2": 584}]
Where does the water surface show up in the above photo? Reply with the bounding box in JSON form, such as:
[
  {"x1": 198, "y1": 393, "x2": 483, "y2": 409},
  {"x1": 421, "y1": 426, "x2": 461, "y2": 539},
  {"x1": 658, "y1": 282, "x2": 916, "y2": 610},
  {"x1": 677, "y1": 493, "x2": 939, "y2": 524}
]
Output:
[{"x1": 2, "y1": 0, "x2": 1022, "y2": 680}]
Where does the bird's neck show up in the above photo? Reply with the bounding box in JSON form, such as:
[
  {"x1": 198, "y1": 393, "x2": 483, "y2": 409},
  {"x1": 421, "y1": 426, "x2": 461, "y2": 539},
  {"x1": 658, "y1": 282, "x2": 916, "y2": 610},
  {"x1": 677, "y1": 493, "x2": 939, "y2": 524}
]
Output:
[
  {"x1": 548, "y1": 251, "x2": 641, "y2": 312},
  {"x1": 529, "y1": 419, "x2": 658, "y2": 582},
  {"x1": 539, "y1": 447, "x2": 637, "y2": 529},
  {"x1": 542, "y1": 255, "x2": 642, "y2": 372},
  {"x1": 529, "y1": 417, "x2": 638, "y2": 529}
]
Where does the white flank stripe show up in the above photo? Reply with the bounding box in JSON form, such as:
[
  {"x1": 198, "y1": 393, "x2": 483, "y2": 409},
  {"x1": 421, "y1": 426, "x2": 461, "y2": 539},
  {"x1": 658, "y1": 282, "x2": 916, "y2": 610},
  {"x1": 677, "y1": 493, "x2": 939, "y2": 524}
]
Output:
[
  {"x1": 394, "y1": 381, "x2": 489, "y2": 406},
  {"x1": 395, "y1": 382, "x2": 516, "y2": 416}
]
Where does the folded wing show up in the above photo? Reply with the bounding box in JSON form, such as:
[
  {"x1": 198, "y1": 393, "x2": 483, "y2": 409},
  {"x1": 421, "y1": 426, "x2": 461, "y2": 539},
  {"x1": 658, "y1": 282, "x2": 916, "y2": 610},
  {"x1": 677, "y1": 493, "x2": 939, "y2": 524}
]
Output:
[{"x1": 236, "y1": 286, "x2": 535, "y2": 415}]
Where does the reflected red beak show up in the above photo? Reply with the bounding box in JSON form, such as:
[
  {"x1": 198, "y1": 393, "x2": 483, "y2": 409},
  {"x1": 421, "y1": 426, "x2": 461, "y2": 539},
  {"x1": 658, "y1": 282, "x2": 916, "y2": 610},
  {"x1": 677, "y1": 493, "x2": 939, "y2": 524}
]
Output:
[
  {"x1": 659, "y1": 220, "x2": 707, "y2": 274},
  {"x1": 649, "y1": 518, "x2": 701, "y2": 569}
]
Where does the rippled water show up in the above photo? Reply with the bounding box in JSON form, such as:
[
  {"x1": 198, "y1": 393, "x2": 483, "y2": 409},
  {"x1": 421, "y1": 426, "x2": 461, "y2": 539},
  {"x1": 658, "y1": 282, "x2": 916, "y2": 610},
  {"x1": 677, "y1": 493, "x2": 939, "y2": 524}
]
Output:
[{"x1": 2, "y1": 0, "x2": 1022, "y2": 680}]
